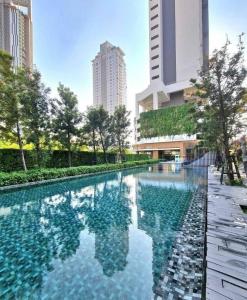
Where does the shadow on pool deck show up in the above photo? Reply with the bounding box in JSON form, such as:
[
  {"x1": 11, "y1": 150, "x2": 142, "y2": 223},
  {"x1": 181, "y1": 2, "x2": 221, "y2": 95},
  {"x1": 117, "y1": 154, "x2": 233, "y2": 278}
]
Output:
[{"x1": 206, "y1": 168, "x2": 247, "y2": 300}]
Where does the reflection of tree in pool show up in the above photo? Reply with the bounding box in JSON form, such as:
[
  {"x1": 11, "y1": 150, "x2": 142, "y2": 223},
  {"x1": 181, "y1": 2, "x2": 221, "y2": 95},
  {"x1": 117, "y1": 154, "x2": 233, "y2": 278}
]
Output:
[
  {"x1": 0, "y1": 189, "x2": 85, "y2": 298},
  {"x1": 137, "y1": 183, "x2": 192, "y2": 294},
  {"x1": 0, "y1": 171, "x2": 133, "y2": 297},
  {"x1": 85, "y1": 174, "x2": 131, "y2": 277},
  {"x1": 0, "y1": 199, "x2": 54, "y2": 298},
  {"x1": 41, "y1": 190, "x2": 85, "y2": 261}
]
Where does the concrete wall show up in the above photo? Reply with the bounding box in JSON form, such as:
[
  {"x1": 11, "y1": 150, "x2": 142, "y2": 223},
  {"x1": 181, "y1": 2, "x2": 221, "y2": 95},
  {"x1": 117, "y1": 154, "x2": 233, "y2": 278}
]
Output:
[{"x1": 175, "y1": 0, "x2": 203, "y2": 83}]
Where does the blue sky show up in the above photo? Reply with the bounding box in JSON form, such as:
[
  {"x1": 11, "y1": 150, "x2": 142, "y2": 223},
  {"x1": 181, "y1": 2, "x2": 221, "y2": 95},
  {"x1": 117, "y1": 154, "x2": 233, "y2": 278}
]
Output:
[{"x1": 33, "y1": 0, "x2": 247, "y2": 113}]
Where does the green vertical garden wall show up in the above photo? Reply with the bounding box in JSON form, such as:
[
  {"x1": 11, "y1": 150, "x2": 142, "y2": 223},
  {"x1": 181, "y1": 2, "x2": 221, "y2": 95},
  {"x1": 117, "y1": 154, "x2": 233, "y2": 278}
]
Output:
[{"x1": 139, "y1": 103, "x2": 196, "y2": 138}]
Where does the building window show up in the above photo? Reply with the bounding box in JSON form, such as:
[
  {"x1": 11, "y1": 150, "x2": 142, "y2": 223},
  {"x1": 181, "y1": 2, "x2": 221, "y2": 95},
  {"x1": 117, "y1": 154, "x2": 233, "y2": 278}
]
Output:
[
  {"x1": 152, "y1": 75, "x2": 159, "y2": 80},
  {"x1": 151, "y1": 55, "x2": 159, "y2": 60},
  {"x1": 151, "y1": 4, "x2": 158, "y2": 11},
  {"x1": 151, "y1": 24, "x2": 159, "y2": 31},
  {"x1": 151, "y1": 34, "x2": 159, "y2": 41},
  {"x1": 151, "y1": 14, "x2": 158, "y2": 21},
  {"x1": 152, "y1": 65, "x2": 159, "y2": 70},
  {"x1": 151, "y1": 45, "x2": 159, "y2": 50}
]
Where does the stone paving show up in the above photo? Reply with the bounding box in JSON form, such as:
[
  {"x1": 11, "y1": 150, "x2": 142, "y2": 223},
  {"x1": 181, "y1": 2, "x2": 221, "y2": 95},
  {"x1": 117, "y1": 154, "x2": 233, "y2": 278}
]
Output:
[{"x1": 207, "y1": 168, "x2": 247, "y2": 300}]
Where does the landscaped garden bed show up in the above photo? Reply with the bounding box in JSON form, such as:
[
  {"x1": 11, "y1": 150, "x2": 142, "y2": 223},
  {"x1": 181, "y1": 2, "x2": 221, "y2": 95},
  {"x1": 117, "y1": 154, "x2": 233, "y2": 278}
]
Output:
[{"x1": 0, "y1": 160, "x2": 158, "y2": 188}]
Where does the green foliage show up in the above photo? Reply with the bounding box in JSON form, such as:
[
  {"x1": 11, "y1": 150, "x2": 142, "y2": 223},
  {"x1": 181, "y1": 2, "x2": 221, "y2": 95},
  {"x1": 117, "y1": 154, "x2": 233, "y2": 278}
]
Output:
[
  {"x1": 192, "y1": 35, "x2": 247, "y2": 183},
  {"x1": 82, "y1": 107, "x2": 100, "y2": 163},
  {"x1": 0, "y1": 52, "x2": 132, "y2": 171},
  {"x1": 121, "y1": 153, "x2": 149, "y2": 161},
  {"x1": 192, "y1": 36, "x2": 247, "y2": 150},
  {"x1": 112, "y1": 105, "x2": 131, "y2": 161},
  {"x1": 225, "y1": 179, "x2": 243, "y2": 186},
  {"x1": 0, "y1": 52, "x2": 29, "y2": 170},
  {"x1": 21, "y1": 70, "x2": 51, "y2": 165},
  {"x1": 83, "y1": 105, "x2": 132, "y2": 163},
  {"x1": 92, "y1": 106, "x2": 113, "y2": 163},
  {"x1": 139, "y1": 103, "x2": 196, "y2": 138},
  {"x1": 51, "y1": 84, "x2": 82, "y2": 167},
  {"x1": 0, "y1": 149, "x2": 150, "y2": 172},
  {"x1": 0, "y1": 50, "x2": 12, "y2": 79},
  {"x1": 0, "y1": 160, "x2": 158, "y2": 187}
]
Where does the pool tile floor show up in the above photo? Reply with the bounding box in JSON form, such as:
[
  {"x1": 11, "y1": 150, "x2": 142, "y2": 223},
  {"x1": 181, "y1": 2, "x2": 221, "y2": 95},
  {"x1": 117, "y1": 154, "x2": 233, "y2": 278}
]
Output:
[{"x1": 155, "y1": 185, "x2": 207, "y2": 299}]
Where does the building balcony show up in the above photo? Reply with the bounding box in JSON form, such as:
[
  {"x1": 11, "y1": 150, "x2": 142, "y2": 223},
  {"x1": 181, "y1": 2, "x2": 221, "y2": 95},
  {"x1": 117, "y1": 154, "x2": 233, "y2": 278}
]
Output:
[{"x1": 136, "y1": 134, "x2": 197, "y2": 145}]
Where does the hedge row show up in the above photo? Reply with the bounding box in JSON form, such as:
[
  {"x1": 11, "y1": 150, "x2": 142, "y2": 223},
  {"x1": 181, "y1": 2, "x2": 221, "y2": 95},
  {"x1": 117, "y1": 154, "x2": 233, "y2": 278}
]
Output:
[
  {"x1": 0, "y1": 160, "x2": 159, "y2": 188},
  {"x1": 0, "y1": 149, "x2": 150, "y2": 172}
]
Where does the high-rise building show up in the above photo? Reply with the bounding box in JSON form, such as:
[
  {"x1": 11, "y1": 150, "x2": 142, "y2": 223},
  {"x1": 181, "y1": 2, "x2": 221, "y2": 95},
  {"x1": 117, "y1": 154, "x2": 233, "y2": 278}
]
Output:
[
  {"x1": 0, "y1": 0, "x2": 33, "y2": 68},
  {"x1": 135, "y1": 0, "x2": 209, "y2": 160},
  {"x1": 92, "y1": 41, "x2": 127, "y2": 114}
]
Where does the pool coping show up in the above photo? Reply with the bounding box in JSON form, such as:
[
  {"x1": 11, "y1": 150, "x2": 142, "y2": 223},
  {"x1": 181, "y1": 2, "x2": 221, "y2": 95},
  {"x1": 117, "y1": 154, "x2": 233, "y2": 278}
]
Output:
[
  {"x1": 206, "y1": 167, "x2": 247, "y2": 300},
  {"x1": 0, "y1": 163, "x2": 155, "y2": 193}
]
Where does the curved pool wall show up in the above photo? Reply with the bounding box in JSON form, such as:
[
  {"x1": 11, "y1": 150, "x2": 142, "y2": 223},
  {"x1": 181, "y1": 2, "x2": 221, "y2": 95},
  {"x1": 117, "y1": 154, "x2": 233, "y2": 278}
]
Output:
[{"x1": 0, "y1": 164, "x2": 207, "y2": 299}]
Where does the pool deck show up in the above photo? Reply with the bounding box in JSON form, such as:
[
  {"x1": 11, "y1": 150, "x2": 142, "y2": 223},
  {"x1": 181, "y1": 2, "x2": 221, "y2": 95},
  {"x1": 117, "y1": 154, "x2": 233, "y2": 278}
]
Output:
[{"x1": 206, "y1": 168, "x2": 247, "y2": 300}]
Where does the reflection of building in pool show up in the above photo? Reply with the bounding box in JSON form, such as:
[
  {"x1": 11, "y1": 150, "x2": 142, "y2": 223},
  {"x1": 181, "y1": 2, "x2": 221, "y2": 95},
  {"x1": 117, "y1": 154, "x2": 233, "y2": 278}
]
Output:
[
  {"x1": 137, "y1": 164, "x2": 208, "y2": 190},
  {"x1": 136, "y1": 176, "x2": 192, "y2": 294},
  {"x1": 86, "y1": 177, "x2": 131, "y2": 277},
  {"x1": 95, "y1": 227, "x2": 129, "y2": 277}
]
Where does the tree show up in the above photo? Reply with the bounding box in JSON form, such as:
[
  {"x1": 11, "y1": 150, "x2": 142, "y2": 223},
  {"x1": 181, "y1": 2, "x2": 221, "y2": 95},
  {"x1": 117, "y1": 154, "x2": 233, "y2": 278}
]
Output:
[
  {"x1": 192, "y1": 35, "x2": 247, "y2": 183},
  {"x1": 0, "y1": 50, "x2": 12, "y2": 79},
  {"x1": 83, "y1": 107, "x2": 99, "y2": 164},
  {"x1": 0, "y1": 51, "x2": 29, "y2": 171},
  {"x1": 0, "y1": 50, "x2": 12, "y2": 134},
  {"x1": 22, "y1": 70, "x2": 51, "y2": 166},
  {"x1": 112, "y1": 105, "x2": 131, "y2": 162},
  {"x1": 51, "y1": 84, "x2": 82, "y2": 167},
  {"x1": 94, "y1": 106, "x2": 113, "y2": 163}
]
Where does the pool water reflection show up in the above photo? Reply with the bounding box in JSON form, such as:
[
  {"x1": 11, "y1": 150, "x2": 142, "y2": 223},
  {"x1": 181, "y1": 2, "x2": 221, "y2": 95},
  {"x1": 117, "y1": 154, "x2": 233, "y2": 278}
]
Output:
[{"x1": 0, "y1": 164, "x2": 206, "y2": 299}]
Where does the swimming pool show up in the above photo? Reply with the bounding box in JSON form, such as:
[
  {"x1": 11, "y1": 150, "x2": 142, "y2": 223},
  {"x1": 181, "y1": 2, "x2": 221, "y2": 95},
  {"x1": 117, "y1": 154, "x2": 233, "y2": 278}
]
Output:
[{"x1": 0, "y1": 164, "x2": 207, "y2": 299}]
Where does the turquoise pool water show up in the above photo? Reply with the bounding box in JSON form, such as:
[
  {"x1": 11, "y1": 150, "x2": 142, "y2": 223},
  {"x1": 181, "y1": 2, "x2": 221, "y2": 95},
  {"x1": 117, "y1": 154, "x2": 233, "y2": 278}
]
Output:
[{"x1": 0, "y1": 164, "x2": 206, "y2": 299}]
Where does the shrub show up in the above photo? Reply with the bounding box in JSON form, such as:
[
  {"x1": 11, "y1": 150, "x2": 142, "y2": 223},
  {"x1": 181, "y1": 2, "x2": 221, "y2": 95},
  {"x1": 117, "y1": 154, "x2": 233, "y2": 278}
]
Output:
[
  {"x1": 0, "y1": 149, "x2": 150, "y2": 172},
  {"x1": 0, "y1": 160, "x2": 159, "y2": 187}
]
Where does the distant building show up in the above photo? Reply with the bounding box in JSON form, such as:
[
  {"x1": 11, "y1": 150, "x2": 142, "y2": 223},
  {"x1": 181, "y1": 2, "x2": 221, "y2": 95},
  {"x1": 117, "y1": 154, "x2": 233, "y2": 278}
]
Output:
[
  {"x1": 0, "y1": 0, "x2": 33, "y2": 68},
  {"x1": 135, "y1": 0, "x2": 209, "y2": 160},
  {"x1": 92, "y1": 41, "x2": 127, "y2": 114}
]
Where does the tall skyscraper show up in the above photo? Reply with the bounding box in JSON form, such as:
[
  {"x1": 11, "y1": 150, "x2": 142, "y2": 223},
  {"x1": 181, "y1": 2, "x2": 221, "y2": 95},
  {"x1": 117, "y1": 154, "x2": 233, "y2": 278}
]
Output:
[
  {"x1": 136, "y1": 0, "x2": 208, "y2": 115},
  {"x1": 92, "y1": 41, "x2": 127, "y2": 114},
  {"x1": 0, "y1": 0, "x2": 33, "y2": 68},
  {"x1": 135, "y1": 0, "x2": 209, "y2": 159}
]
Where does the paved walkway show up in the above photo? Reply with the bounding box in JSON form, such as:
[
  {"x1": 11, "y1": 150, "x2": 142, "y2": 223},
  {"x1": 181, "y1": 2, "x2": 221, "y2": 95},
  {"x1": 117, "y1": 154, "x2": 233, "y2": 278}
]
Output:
[{"x1": 207, "y1": 168, "x2": 247, "y2": 300}]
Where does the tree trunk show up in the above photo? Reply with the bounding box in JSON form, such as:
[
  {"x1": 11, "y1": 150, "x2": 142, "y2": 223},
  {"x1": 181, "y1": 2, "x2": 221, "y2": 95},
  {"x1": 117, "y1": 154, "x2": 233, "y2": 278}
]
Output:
[
  {"x1": 68, "y1": 148, "x2": 72, "y2": 168},
  {"x1": 223, "y1": 141, "x2": 234, "y2": 183},
  {"x1": 16, "y1": 121, "x2": 27, "y2": 171},
  {"x1": 92, "y1": 130, "x2": 97, "y2": 165},
  {"x1": 118, "y1": 140, "x2": 123, "y2": 163},
  {"x1": 102, "y1": 147, "x2": 108, "y2": 164},
  {"x1": 35, "y1": 142, "x2": 41, "y2": 168},
  {"x1": 100, "y1": 132, "x2": 108, "y2": 164},
  {"x1": 68, "y1": 132, "x2": 72, "y2": 168},
  {"x1": 218, "y1": 80, "x2": 234, "y2": 183}
]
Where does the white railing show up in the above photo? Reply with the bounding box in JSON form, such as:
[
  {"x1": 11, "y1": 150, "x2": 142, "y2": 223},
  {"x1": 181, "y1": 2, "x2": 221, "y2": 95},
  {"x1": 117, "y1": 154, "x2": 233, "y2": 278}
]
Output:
[{"x1": 136, "y1": 134, "x2": 197, "y2": 144}]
